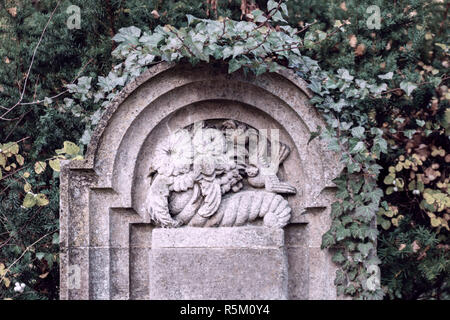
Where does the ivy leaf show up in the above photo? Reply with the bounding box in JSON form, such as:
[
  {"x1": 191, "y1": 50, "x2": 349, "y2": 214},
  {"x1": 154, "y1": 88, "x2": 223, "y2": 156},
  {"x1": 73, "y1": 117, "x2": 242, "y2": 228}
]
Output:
[
  {"x1": 403, "y1": 129, "x2": 416, "y2": 139},
  {"x1": 350, "y1": 223, "x2": 365, "y2": 240},
  {"x1": 377, "y1": 72, "x2": 393, "y2": 80},
  {"x1": 228, "y1": 58, "x2": 243, "y2": 73},
  {"x1": 335, "y1": 269, "x2": 346, "y2": 285},
  {"x1": 331, "y1": 202, "x2": 343, "y2": 218},
  {"x1": 416, "y1": 119, "x2": 425, "y2": 127},
  {"x1": 52, "y1": 233, "x2": 59, "y2": 245},
  {"x1": 350, "y1": 141, "x2": 365, "y2": 154},
  {"x1": 332, "y1": 251, "x2": 346, "y2": 263},
  {"x1": 327, "y1": 137, "x2": 341, "y2": 152},
  {"x1": 357, "y1": 242, "x2": 373, "y2": 258},
  {"x1": 112, "y1": 26, "x2": 141, "y2": 45},
  {"x1": 347, "y1": 161, "x2": 361, "y2": 173},
  {"x1": 321, "y1": 231, "x2": 336, "y2": 248},
  {"x1": 140, "y1": 32, "x2": 165, "y2": 48},
  {"x1": 336, "y1": 225, "x2": 351, "y2": 241},
  {"x1": 337, "y1": 68, "x2": 354, "y2": 82},
  {"x1": 308, "y1": 126, "x2": 322, "y2": 144},
  {"x1": 400, "y1": 81, "x2": 418, "y2": 96},
  {"x1": 36, "y1": 252, "x2": 45, "y2": 260},
  {"x1": 355, "y1": 205, "x2": 376, "y2": 222},
  {"x1": 308, "y1": 79, "x2": 322, "y2": 94},
  {"x1": 267, "y1": 0, "x2": 279, "y2": 12},
  {"x1": 251, "y1": 9, "x2": 266, "y2": 23},
  {"x1": 344, "y1": 284, "x2": 357, "y2": 295},
  {"x1": 351, "y1": 126, "x2": 365, "y2": 139}
]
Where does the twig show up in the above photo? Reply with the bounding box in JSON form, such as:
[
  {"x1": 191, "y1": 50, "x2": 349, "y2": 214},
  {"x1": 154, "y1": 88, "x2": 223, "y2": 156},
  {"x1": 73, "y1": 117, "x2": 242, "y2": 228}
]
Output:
[
  {"x1": 0, "y1": 229, "x2": 57, "y2": 283},
  {"x1": 18, "y1": 58, "x2": 94, "y2": 106},
  {"x1": 0, "y1": 1, "x2": 61, "y2": 121},
  {"x1": 0, "y1": 207, "x2": 44, "y2": 250}
]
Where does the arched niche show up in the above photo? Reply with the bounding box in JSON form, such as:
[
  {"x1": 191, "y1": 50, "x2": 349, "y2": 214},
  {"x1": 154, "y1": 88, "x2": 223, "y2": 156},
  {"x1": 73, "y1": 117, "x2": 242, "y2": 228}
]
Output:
[{"x1": 60, "y1": 62, "x2": 342, "y2": 300}]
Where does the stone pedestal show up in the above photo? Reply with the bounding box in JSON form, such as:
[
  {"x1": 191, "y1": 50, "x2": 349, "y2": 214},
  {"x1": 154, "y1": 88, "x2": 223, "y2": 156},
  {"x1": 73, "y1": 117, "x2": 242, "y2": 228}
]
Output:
[{"x1": 149, "y1": 227, "x2": 288, "y2": 300}]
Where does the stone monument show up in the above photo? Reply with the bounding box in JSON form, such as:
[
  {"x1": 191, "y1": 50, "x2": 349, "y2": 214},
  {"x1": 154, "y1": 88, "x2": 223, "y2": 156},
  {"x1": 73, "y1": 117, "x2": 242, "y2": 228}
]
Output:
[{"x1": 60, "y1": 62, "x2": 342, "y2": 300}]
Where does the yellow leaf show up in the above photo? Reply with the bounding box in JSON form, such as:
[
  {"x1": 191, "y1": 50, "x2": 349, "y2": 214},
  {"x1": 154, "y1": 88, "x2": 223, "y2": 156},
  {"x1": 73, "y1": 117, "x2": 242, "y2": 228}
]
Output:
[
  {"x1": 0, "y1": 263, "x2": 6, "y2": 276},
  {"x1": 23, "y1": 193, "x2": 36, "y2": 208},
  {"x1": 430, "y1": 216, "x2": 440, "y2": 227},
  {"x1": 15, "y1": 154, "x2": 24, "y2": 166},
  {"x1": 24, "y1": 183, "x2": 32, "y2": 193},
  {"x1": 23, "y1": 172, "x2": 30, "y2": 178},
  {"x1": 3, "y1": 277, "x2": 10, "y2": 288},
  {"x1": 34, "y1": 161, "x2": 46, "y2": 174},
  {"x1": 424, "y1": 193, "x2": 435, "y2": 205},
  {"x1": 49, "y1": 159, "x2": 60, "y2": 172},
  {"x1": 2, "y1": 142, "x2": 19, "y2": 155},
  {"x1": 63, "y1": 141, "x2": 80, "y2": 156},
  {"x1": 36, "y1": 194, "x2": 49, "y2": 207},
  {"x1": 0, "y1": 153, "x2": 6, "y2": 167}
]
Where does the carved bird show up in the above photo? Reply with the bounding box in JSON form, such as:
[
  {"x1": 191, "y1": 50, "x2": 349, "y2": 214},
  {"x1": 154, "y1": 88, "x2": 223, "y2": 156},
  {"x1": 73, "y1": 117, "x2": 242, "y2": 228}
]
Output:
[{"x1": 222, "y1": 120, "x2": 297, "y2": 194}]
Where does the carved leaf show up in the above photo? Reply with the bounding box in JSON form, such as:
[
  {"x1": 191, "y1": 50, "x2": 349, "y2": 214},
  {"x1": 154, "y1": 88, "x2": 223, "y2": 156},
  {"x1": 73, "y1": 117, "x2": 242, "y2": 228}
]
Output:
[{"x1": 197, "y1": 181, "x2": 222, "y2": 218}]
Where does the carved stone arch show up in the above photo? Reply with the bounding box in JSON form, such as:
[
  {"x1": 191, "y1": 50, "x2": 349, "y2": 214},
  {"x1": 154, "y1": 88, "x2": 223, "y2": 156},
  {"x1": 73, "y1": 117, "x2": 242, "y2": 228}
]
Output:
[{"x1": 60, "y1": 62, "x2": 342, "y2": 300}]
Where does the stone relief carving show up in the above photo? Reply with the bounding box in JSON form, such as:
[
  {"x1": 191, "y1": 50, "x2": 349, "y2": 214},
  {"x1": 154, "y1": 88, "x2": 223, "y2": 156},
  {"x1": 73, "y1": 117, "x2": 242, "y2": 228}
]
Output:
[{"x1": 145, "y1": 119, "x2": 297, "y2": 228}]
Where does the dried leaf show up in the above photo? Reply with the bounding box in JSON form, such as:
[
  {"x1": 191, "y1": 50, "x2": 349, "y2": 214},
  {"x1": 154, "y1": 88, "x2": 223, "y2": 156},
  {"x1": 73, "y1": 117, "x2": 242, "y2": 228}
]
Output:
[
  {"x1": 7, "y1": 7, "x2": 17, "y2": 17},
  {"x1": 151, "y1": 10, "x2": 160, "y2": 19},
  {"x1": 355, "y1": 43, "x2": 366, "y2": 56},
  {"x1": 412, "y1": 240, "x2": 420, "y2": 253},
  {"x1": 348, "y1": 34, "x2": 357, "y2": 48}
]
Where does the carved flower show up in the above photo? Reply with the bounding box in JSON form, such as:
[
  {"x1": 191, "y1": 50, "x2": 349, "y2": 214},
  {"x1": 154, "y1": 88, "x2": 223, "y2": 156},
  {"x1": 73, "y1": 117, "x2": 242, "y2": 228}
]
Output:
[
  {"x1": 192, "y1": 127, "x2": 230, "y2": 175},
  {"x1": 153, "y1": 129, "x2": 194, "y2": 176}
]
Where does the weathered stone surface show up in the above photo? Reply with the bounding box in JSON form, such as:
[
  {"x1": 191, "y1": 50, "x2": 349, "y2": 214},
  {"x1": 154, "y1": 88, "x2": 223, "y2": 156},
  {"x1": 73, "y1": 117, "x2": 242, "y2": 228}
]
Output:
[
  {"x1": 60, "y1": 62, "x2": 344, "y2": 300},
  {"x1": 151, "y1": 226, "x2": 284, "y2": 248},
  {"x1": 150, "y1": 227, "x2": 288, "y2": 300}
]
